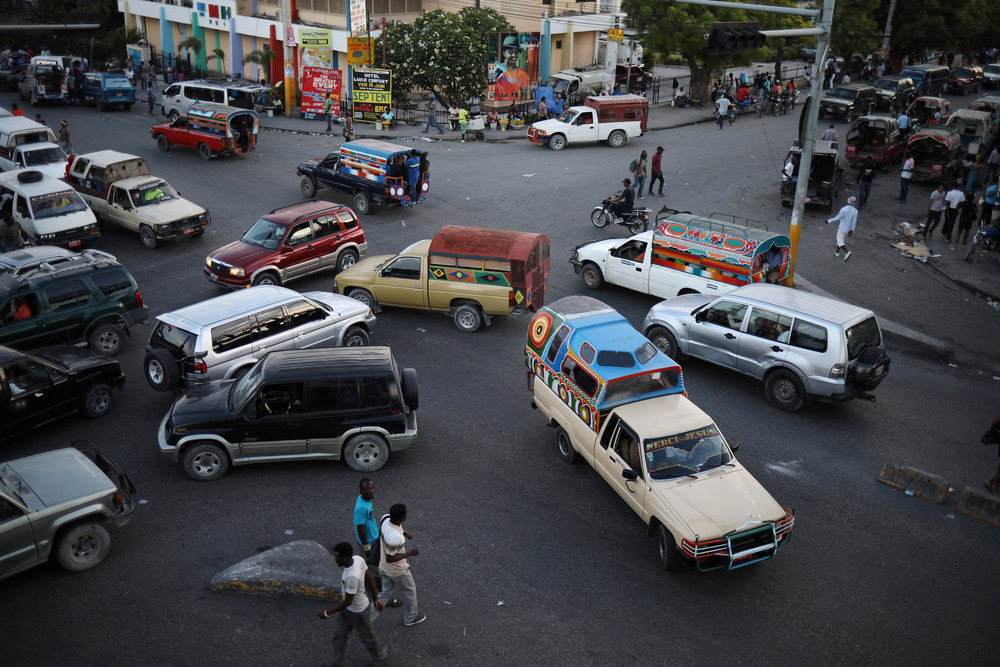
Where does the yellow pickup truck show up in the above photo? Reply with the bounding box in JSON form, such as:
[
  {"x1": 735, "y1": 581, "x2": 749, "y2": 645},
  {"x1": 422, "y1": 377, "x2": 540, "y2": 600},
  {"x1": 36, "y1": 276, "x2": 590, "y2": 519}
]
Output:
[{"x1": 333, "y1": 225, "x2": 549, "y2": 332}]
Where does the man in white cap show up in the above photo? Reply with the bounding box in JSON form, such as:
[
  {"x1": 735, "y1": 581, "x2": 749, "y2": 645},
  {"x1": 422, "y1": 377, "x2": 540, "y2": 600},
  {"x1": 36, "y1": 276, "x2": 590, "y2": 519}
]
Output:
[{"x1": 827, "y1": 196, "x2": 858, "y2": 261}]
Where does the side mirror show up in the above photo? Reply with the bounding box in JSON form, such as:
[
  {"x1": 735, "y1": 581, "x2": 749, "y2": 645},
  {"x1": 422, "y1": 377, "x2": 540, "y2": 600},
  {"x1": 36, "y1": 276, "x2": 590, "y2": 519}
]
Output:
[
  {"x1": 281, "y1": 244, "x2": 293, "y2": 253},
  {"x1": 695, "y1": 310, "x2": 706, "y2": 323},
  {"x1": 729, "y1": 440, "x2": 741, "y2": 453},
  {"x1": 622, "y1": 469, "x2": 639, "y2": 482}
]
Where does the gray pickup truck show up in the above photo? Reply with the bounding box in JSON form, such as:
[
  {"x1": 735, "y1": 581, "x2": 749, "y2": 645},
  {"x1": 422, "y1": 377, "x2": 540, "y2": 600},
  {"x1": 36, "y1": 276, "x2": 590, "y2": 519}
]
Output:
[{"x1": 0, "y1": 444, "x2": 136, "y2": 580}]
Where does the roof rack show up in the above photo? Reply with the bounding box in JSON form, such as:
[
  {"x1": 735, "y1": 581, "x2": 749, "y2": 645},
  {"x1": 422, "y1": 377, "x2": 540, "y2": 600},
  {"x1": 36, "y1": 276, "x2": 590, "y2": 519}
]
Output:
[{"x1": 2, "y1": 248, "x2": 118, "y2": 287}]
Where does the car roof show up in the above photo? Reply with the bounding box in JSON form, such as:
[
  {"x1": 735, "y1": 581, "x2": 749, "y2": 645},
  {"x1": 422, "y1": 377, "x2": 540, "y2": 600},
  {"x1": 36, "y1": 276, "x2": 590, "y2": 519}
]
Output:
[
  {"x1": 258, "y1": 346, "x2": 396, "y2": 383},
  {"x1": 0, "y1": 248, "x2": 121, "y2": 291},
  {"x1": 0, "y1": 345, "x2": 25, "y2": 364},
  {"x1": 725, "y1": 284, "x2": 876, "y2": 326},
  {"x1": 0, "y1": 170, "x2": 76, "y2": 196},
  {"x1": 156, "y1": 285, "x2": 302, "y2": 329},
  {"x1": 0, "y1": 116, "x2": 49, "y2": 133},
  {"x1": 264, "y1": 199, "x2": 350, "y2": 225},
  {"x1": 74, "y1": 149, "x2": 143, "y2": 166}
]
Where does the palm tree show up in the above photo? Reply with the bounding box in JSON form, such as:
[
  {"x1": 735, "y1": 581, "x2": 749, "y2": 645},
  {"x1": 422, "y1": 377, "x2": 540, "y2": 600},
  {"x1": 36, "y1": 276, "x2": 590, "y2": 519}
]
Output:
[
  {"x1": 178, "y1": 36, "x2": 202, "y2": 57},
  {"x1": 242, "y1": 48, "x2": 275, "y2": 84},
  {"x1": 210, "y1": 48, "x2": 225, "y2": 74}
]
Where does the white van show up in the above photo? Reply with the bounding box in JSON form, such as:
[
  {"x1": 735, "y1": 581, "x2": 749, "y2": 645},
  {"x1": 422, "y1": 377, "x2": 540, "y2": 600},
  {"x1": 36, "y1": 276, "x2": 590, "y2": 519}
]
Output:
[
  {"x1": 0, "y1": 116, "x2": 58, "y2": 163},
  {"x1": 0, "y1": 169, "x2": 100, "y2": 248},
  {"x1": 160, "y1": 79, "x2": 266, "y2": 120}
]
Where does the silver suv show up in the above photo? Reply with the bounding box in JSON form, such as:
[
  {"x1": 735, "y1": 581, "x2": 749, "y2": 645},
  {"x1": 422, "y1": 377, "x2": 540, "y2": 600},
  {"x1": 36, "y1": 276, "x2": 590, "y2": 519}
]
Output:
[
  {"x1": 641, "y1": 284, "x2": 890, "y2": 412},
  {"x1": 143, "y1": 285, "x2": 375, "y2": 391}
]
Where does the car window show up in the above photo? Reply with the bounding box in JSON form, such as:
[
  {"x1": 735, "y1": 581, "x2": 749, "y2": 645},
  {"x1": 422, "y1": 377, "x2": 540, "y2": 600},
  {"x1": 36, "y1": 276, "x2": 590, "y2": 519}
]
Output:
[
  {"x1": 845, "y1": 316, "x2": 881, "y2": 360},
  {"x1": 259, "y1": 382, "x2": 304, "y2": 415},
  {"x1": 362, "y1": 376, "x2": 391, "y2": 409},
  {"x1": 546, "y1": 324, "x2": 570, "y2": 364},
  {"x1": 91, "y1": 269, "x2": 132, "y2": 296},
  {"x1": 701, "y1": 300, "x2": 747, "y2": 331},
  {"x1": 113, "y1": 187, "x2": 132, "y2": 208},
  {"x1": 610, "y1": 422, "x2": 644, "y2": 476},
  {"x1": 164, "y1": 84, "x2": 180, "y2": 97},
  {"x1": 0, "y1": 496, "x2": 24, "y2": 522},
  {"x1": 747, "y1": 307, "x2": 793, "y2": 342},
  {"x1": 6, "y1": 358, "x2": 53, "y2": 396},
  {"x1": 285, "y1": 222, "x2": 313, "y2": 247},
  {"x1": 337, "y1": 211, "x2": 359, "y2": 230},
  {"x1": 284, "y1": 300, "x2": 326, "y2": 328},
  {"x1": 311, "y1": 215, "x2": 337, "y2": 239},
  {"x1": 789, "y1": 319, "x2": 828, "y2": 352},
  {"x1": 44, "y1": 279, "x2": 90, "y2": 311},
  {"x1": 382, "y1": 256, "x2": 421, "y2": 279},
  {"x1": 305, "y1": 379, "x2": 360, "y2": 412},
  {"x1": 575, "y1": 111, "x2": 594, "y2": 125},
  {"x1": 254, "y1": 307, "x2": 289, "y2": 339},
  {"x1": 560, "y1": 355, "x2": 599, "y2": 397},
  {"x1": 212, "y1": 316, "x2": 254, "y2": 354},
  {"x1": 150, "y1": 321, "x2": 197, "y2": 356}
]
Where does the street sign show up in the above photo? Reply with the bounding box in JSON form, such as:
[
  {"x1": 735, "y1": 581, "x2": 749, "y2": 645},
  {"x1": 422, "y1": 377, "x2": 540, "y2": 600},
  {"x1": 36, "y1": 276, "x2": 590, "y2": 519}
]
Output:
[{"x1": 608, "y1": 28, "x2": 624, "y2": 43}]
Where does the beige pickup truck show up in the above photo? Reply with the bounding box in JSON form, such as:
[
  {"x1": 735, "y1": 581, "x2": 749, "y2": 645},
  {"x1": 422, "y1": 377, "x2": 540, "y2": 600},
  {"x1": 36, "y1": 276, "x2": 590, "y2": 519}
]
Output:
[{"x1": 333, "y1": 225, "x2": 549, "y2": 332}]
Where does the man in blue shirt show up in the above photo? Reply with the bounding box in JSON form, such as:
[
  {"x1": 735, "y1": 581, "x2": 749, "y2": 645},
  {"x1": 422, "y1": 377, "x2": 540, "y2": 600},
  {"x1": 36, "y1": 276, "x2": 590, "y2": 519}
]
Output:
[
  {"x1": 354, "y1": 478, "x2": 380, "y2": 568},
  {"x1": 405, "y1": 150, "x2": 421, "y2": 201},
  {"x1": 981, "y1": 177, "x2": 998, "y2": 227}
]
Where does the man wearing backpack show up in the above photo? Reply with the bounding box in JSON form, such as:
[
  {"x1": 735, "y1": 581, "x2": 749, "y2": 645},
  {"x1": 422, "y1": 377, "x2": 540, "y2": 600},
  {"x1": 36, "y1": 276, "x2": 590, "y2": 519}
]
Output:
[{"x1": 632, "y1": 150, "x2": 648, "y2": 199}]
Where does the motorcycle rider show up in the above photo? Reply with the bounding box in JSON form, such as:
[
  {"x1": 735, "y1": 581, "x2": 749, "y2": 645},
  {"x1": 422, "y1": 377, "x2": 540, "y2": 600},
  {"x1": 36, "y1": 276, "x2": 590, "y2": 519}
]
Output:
[{"x1": 607, "y1": 178, "x2": 635, "y2": 220}]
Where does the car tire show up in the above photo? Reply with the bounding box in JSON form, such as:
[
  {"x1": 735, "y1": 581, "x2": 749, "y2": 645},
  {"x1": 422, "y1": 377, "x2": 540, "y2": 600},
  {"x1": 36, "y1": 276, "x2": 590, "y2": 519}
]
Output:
[
  {"x1": 336, "y1": 248, "x2": 359, "y2": 272},
  {"x1": 300, "y1": 176, "x2": 317, "y2": 198},
  {"x1": 342, "y1": 325, "x2": 369, "y2": 347},
  {"x1": 347, "y1": 288, "x2": 376, "y2": 309},
  {"x1": 401, "y1": 368, "x2": 419, "y2": 410},
  {"x1": 144, "y1": 348, "x2": 180, "y2": 391},
  {"x1": 198, "y1": 143, "x2": 212, "y2": 161},
  {"x1": 182, "y1": 442, "x2": 230, "y2": 481},
  {"x1": 657, "y1": 524, "x2": 682, "y2": 571},
  {"x1": 88, "y1": 322, "x2": 124, "y2": 356},
  {"x1": 155, "y1": 134, "x2": 169, "y2": 152},
  {"x1": 607, "y1": 130, "x2": 626, "y2": 148},
  {"x1": 646, "y1": 325, "x2": 682, "y2": 360},
  {"x1": 580, "y1": 263, "x2": 604, "y2": 289},
  {"x1": 556, "y1": 426, "x2": 576, "y2": 463},
  {"x1": 765, "y1": 368, "x2": 806, "y2": 412},
  {"x1": 81, "y1": 383, "x2": 114, "y2": 418},
  {"x1": 251, "y1": 271, "x2": 280, "y2": 286},
  {"x1": 139, "y1": 225, "x2": 157, "y2": 249},
  {"x1": 453, "y1": 303, "x2": 484, "y2": 332},
  {"x1": 343, "y1": 433, "x2": 390, "y2": 472},
  {"x1": 353, "y1": 190, "x2": 371, "y2": 215},
  {"x1": 55, "y1": 522, "x2": 111, "y2": 572},
  {"x1": 168, "y1": 109, "x2": 179, "y2": 121},
  {"x1": 549, "y1": 134, "x2": 566, "y2": 151}
]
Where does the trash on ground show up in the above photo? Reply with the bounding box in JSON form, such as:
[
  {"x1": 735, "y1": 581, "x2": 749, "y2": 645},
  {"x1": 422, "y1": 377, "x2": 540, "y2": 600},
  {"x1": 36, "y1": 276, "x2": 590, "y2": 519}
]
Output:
[{"x1": 891, "y1": 221, "x2": 932, "y2": 261}]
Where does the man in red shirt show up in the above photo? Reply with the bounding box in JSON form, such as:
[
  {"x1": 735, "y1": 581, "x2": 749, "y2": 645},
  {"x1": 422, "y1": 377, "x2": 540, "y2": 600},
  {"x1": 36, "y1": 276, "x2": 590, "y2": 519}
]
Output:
[
  {"x1": 10, "y1": 103, "x2": 23, "y2": 116},
  {"x1": 649, "y1": 146, "x2": 665, "y2": 197}
]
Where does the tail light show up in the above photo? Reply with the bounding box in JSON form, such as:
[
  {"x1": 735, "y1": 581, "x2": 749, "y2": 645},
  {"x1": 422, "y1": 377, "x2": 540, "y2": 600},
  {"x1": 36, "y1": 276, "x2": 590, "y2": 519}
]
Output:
[
  {"x1": 830, "y1": 363, "x2": 845, "y2": 378},
  {"x1": 193, "y1": 359, "x2": 208, "y2": 375},
  {"x1": 135, "y1": 290, "x2": 144, "y2": 308}
]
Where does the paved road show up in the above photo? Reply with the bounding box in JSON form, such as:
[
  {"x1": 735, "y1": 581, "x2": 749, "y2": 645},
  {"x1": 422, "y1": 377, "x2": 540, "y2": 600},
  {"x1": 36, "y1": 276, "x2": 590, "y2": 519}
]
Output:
[{"x1": 0, "y1": 90, "x2": 998, "y2": 666}]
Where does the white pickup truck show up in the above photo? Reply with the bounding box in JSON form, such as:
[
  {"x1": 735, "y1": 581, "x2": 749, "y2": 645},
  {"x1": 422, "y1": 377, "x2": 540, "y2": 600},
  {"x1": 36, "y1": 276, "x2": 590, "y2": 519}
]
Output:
[
  {"x1": 527, "y1": 94, "x2": 648, "y2": 151},
  {"x1": 0, "y1": 141, "x2": 67, "y2": 180}
]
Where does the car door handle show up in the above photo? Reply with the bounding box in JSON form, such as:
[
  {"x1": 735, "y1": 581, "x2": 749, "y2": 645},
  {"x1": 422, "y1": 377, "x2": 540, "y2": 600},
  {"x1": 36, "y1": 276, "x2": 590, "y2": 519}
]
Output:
[
  {"x1": 306, "y1": 244, "x2": 315, "y2": 250},
  {"x1": 635, "y1": 267, "x2": 642, "y2": 272},
  {"x1": 34, "y1": 392, "x2": 44, "y2": 397},
  {"x1": 771, "y1": 345, "x2": 784, "y2": 352},
  {"x1": 724, "y1": 333, "x2": 736, "y2": 339}
]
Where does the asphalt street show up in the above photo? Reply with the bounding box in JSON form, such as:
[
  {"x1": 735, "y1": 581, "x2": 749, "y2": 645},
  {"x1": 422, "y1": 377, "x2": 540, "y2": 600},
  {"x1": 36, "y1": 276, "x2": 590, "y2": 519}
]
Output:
[{"x1": 0, "y1": 86, "x2": 998, "y2": 666}]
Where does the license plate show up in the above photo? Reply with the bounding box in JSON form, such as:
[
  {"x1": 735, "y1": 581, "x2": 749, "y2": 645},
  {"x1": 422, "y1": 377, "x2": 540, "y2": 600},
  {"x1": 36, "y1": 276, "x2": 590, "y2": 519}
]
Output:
[
  {"x1": 69, "y1": 240, "x2": 81, "y2": 248},
  {"x1": 182, "y1": 227, "x2": 193, "y2": 235},
  {"x1": 207, "y1": 272, "x2": 218, "y2": 282}
]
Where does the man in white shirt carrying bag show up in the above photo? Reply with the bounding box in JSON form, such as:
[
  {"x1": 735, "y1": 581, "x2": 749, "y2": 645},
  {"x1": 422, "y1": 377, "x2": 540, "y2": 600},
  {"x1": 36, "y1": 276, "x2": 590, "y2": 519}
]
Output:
[{"x1": 379, "y1": 503, "x2": 426, "y2": 627}]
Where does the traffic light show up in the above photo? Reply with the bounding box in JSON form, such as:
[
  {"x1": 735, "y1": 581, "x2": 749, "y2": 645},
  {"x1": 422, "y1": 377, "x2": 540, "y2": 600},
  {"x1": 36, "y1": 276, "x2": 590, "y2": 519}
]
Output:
[{"x1": 706, "y1": 22, "x2": 766, "y2": 55}]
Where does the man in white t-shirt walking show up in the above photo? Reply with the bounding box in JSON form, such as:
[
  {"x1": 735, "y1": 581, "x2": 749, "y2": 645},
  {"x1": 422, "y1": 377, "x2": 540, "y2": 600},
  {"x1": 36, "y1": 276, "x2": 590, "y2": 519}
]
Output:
[
  {"x1": 379, "y1": 503, "x2": 426, "y2": 627},
  {"x1": 943, "y1": 184, "x2": 965, "y2": 243},
  {"x1": 319, "y1": 542, "x2": 387, "y2": 666}
]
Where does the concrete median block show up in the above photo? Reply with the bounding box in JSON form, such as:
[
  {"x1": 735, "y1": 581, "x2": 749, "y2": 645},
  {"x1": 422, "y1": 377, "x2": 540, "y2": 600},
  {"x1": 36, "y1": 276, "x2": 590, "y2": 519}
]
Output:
[
  {"x1": 877, "y1": 464, "x2": 950, "y2": 503},
  {"x1": 957, "y1": 486, "x2": 1000, "y2": 527},
  {"x1": 210, "y1": 540, "x2": 343, "y2": 600}
]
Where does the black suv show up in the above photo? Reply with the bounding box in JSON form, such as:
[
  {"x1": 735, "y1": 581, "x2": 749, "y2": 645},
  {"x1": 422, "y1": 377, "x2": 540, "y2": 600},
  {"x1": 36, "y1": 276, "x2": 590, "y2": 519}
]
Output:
[
  {"x1": 0, "y1": 247, "x2": 148, "y2": 355},
  {"x1": 0, "y1": 345, "x2": 124, "y2": 440},
  {"x1": 872, "y1": 76, "x2": 916, "y2": 110},
  {"x1": 819, "y1": 85, "x2": 878, "y2": 123},
  {"x1": 157, "y1": 347, "x2": 418, "y2": 481}
]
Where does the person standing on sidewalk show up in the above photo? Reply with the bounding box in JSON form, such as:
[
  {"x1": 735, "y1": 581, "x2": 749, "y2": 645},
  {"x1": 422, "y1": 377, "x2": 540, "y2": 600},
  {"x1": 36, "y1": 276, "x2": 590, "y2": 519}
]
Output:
[
  {"x1": 318, "y1": 542, "x2": 386, "y2": 667},
  {"x1": 423, "y1": 94, "x2": 445, "y2": 134},
  {"x1": 378, "y1": 503, "x2": 426, "y2": 627},
  {"x1": 924, "y1": 184, "x2": 947, "y2": 239},
  {"x1": 458, "y1": 106, "x2": 469, "y2": 142},
  {"x1": 856, "y1": 158, "x2": 875, "y2": 209},
  {"x1": 898, "y1": 154, "x2": 915, "y2": 202},
  {"x1": 981, "y1": 177, "x2": 997, "y2": 226},
  {"x1": 324, "y1": 92, "x2": 335, "y2": 132},
  {"x1": 984, "y1": 147, "x2": 1000, "y2": 186},
  {"x1": 943, "y1": 183, "x2": 965, "y2": 243},
  {"x1": 649, "y1": 146, "x2": 665, "y2": 197},
  {"x1": 827, "y1": 196, "x2": 858, "y2": 261},
  {"x1": 57, "y1": 120, "x2": 72, "y2": 154},
  {"x1": 956, "y1": 190, "x2": 977, "y2": 244},
  {"x1": 633, "y1": 150, "x2": 647, "y2": 199}
]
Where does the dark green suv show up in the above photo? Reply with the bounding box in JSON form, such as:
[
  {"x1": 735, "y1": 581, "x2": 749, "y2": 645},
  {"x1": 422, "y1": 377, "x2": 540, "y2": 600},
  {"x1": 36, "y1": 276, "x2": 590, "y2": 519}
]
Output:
[{"x1": 0, "y1": 247, "x2": 148, "y2": 355}]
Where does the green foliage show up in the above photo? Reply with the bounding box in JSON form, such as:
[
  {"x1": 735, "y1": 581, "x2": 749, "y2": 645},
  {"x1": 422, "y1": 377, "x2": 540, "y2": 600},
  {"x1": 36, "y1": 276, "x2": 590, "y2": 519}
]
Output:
[
  {"x1": 830, "y1": 0, "x2": 879, "y2": 60},
  {"x1": 243, "y1": 49, "x2": 276, "y2": 84},
  {"x1": 886, "y1": 0, "x2": 991, "y2": 58},
  {"x1": 178, "y1": 36, "x2": 203, "y2": 56},
  {"x1": 104, "y1": 27, "x2": 148, "y2": 61},
  {"x1": 375, "y1": 7, "x2": 515, "y2": 105}
]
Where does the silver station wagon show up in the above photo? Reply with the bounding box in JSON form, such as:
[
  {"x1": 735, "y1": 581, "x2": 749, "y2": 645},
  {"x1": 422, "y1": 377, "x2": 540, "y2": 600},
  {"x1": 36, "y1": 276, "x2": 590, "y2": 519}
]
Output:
[{"x1": 641, "y1": 284, "x2": 890, "y2": 412}]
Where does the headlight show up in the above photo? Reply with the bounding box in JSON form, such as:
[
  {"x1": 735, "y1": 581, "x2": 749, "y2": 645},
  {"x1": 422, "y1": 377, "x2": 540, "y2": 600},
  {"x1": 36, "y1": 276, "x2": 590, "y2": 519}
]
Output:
[
  {"x1": 205, "y1": 256, "x2": 212, "y2": 268},
  {"x1": 229, "y1": 267, "x2": 245, "y2": 277}
]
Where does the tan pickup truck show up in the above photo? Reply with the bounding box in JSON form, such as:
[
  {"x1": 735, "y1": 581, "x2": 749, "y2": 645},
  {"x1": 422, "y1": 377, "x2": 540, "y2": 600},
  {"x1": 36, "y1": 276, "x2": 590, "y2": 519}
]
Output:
[{"x1": 333, "y1": 225, "x2": 549, "y2": 332}]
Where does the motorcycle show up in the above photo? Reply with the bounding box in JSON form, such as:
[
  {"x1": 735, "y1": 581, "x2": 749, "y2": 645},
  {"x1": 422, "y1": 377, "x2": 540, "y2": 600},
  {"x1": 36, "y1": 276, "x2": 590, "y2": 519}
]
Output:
[
  {"x1": 963, "y1": 223, "x2": 1000, "y2": 262},
  {"x1": 733, "y1": 94, "x2": 761, "y2": 118},
  {"x1": 591, "y1": 194, "x2": 652, "y2": 234}
]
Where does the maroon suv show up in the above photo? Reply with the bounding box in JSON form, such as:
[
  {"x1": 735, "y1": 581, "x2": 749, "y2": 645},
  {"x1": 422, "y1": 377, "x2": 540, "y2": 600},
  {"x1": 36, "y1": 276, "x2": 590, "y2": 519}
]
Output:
[{"x1": 204, "y1": 200, "x2": 367, "y2": 288}]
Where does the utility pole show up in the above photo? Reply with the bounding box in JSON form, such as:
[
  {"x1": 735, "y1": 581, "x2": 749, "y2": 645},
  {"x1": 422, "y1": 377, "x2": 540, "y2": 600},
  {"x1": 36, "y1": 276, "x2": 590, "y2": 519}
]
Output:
[
  {"x1": 280, "y1": 0, "x2": 295, "y2": 117},
  {"x1": 881, "y1": 0, "x2": 898, "y2": 60}
]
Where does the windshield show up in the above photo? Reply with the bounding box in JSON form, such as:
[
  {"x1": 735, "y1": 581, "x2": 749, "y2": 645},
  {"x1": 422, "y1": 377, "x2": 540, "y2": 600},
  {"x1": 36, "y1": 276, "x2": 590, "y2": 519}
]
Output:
[
  {"x1": 556, "y1": 109, "x2": 576, "y2": 123},
  {"x1": 951, "y1": 68, "x2": 973, "y2": 78},
  {"x1": 545, "y1": 77, "x2": 569, "y2": 93},
  {"x1": 229, "y1": 360, "x2": 264, "y2": 412},
  {"x1": 604, "y1": 369, "x2": 680, "y2": 404},
  {"x1": 29, "y1": 191, "x2": 88, "y2": 219},
  {"x1": 829, "y1": 87, "x2": 858, "y2": 100},
  {"x1": 23, "y1": 145, "x2": 66, "y2": 165},
  {"x1": 241, "y1": 218, "x2": 285, "y2": 250},
  {"x1": 105, "y1": 77, "x2": 133, "y2": 90},
  {"x1": 132, "y1": 180, "x2": 178, "y2": 206},
  {"x1": 644, "y1": 424, "x2": 733, "y2": 480},
  {"x1": 873, "y1": 79, "x2": 898, "y2": 91},
  {"x1": 900, "y1": 69, "x2": 925, "y2": 82},
  {"x1": 845, "y1": 316, "x2": 882, "y2": 360},
  {"x1": 986, "y1": 65, "x2": 1000, "y2": 76}
]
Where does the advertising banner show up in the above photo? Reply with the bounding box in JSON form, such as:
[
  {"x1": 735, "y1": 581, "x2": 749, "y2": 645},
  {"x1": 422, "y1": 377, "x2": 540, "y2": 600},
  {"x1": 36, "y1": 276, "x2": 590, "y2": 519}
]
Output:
[
  {"x1": 352, "y1": 68, "x2": 391, "y2": 124},
  {"x1": 348, "y1": 37, "x2": 372, "y2": 67},
  {"x1": 348, "y1": 0, "x2": 368, "y2": 38},
  {"x1": 301, "y1": 68, "x2": 343, "y2": 119},
  {"x1": 487, "y1": 32, "x2": 540, "y2": 103}
]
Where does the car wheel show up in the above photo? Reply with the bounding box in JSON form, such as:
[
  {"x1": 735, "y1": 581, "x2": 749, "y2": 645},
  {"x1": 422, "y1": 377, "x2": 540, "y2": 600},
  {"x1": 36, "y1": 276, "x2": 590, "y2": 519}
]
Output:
[
  {"x1": 81, "y1": 383, "x2": 114, "y2": 418},
  {"x1": 342, "y1": 325, "x2": 369, "y2": 346},
  {"x1": 353, "y1": 190, "x2": 371, "y2": 215},
  {"x1": 401, "y1": 367, "x2": 419, "y2": 410},
  {"x1": 300, "y1": 176, "x2": 317, "y2": 198},
  {"x1": 139, "y1": 224, "x2": 157, "y2": 249},
  {"x1": 580, "y1": 263, "x2": 604, "y2": 289},
  {"x1": 347, "y1": 288, "x2": 376, "y2": 309},
  {"x1": 182, "y1": 442, "x2": 230, "y2": 481},
  {"x1": 453, "y1": 303, "x2": 484, "y2": 332},
  {"x1": 88, "y1": 322, "x2": 124, "y2": 356},
  {"x1": 168, "y1": 109, "x2": 179, "y2": 121},
  {"x1": 343, "y1": 433, "x2": 390, "y2": 472},
  {"x1": 765, "y1": 368, "x2": 806, "y2": 412},
  {"x1": 556, "y1": 426, "x2": 576, "y2": 463},
  {"x1": 590, "y1": 208, "x2": 610, "y2": 228},
  {"x1": 657, "y1": 524, "x2": 681, "y2": 571},
  {"x1": 156, "y1": 134, "x2": 169, "y2": 152},
  {"x1": 198, "y1": 143, "x2": 212, "y2": 160},
  {"x1": 646, "y1": 325, "x2": 682, "y2": 360},
  {"x1": 336, "y1": 248, "x2": 359, "y2": 272},
  {"x1": 251, "y1": 271, "x2": 280, "y2": 286},
  {"x1": 55, "y1": 523, "x2": 111, "y2": 572},
  {"x1": 607, "y1": 130, "x2": 626, "y2": 148},
  {"x1": 549, "y1": 134, "x2": 566, "y2": 151},
  {"x1": 144, "y1": 348, "x2": 180, "y2": 391}
]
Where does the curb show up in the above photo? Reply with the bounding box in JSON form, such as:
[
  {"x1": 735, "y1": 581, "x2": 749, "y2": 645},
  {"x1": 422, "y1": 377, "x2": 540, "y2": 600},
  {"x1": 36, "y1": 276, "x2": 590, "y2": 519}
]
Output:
[
  {"x1": 877, "y1": 463, "x2": 951, "y2": 503},
  {"x1": 957, "y1": 486, "x2": 1000, "y2": 527},
  {"x1": 209, "y1": 540, "x2": 343, "y2": 600}
]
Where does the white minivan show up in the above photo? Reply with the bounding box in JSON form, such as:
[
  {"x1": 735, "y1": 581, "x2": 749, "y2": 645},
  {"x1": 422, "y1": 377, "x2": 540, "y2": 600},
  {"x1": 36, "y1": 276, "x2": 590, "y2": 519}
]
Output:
[
  {"x1": 0, "y1": 169, "x2": 100, "y2": 248},
  {"x1": 160, "y1": 79, "x2": 266, "y2": 120}
]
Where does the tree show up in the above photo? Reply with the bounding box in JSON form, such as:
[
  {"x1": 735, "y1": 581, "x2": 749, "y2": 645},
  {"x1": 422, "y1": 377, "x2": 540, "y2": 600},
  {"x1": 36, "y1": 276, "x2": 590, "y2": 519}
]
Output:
[
  {"x1": 243, "y1": 48, "x2": 276, "y2": 84},
  {"x1": 623, "y1": 0, "x2": 808, "y2": 107},
  {"x1": 210, "y1": 48, "x2": 225, "y2": 73},
  {"x1": 374, "y1": 7, "x2": 515, "y2": 105},
  {"x1": 178, "y1": 36, "x2": 203, "y2": 57}
]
